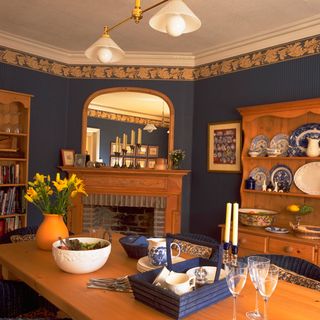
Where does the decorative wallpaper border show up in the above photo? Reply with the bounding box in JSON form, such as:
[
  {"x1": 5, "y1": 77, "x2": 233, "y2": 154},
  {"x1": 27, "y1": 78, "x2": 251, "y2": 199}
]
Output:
[
  {"x1": 1, "y1": 35, "x2": 320, "y2": 81},
  {"x1": 88, "y1": 109, "x2": 170, "y2": 128}
]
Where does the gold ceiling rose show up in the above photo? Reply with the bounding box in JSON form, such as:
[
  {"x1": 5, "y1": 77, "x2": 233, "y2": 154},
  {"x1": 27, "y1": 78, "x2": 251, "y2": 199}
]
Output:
[{"x1": 85, "y1": 0, "x2": 201, "y2": 64}]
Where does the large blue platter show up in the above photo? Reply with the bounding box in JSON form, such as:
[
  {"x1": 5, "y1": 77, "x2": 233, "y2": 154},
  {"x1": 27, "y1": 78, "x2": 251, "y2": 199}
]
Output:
[{"x1": 288, "y1": 123, "x2": 320, "y2": 156}]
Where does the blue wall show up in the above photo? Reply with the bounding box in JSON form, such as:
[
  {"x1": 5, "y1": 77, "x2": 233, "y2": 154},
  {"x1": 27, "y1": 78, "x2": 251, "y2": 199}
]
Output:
[
  {"x1": 87, "y1": 117, "x2": 168, "y2": 163},
  {"x1": 0, "y1": 66, "x2": 194, "y2": 230},
  {"x1": 191, "y1": 54, "x2": 320, "y2": 239},
  {"x1": 2, "y1": 53, "x2": 320, "y2": 235}
]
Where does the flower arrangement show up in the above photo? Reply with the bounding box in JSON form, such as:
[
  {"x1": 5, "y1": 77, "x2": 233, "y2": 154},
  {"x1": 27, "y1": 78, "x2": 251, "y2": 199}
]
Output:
[
  {"x1": 169, "y1": 149, "x2": 186, "y2": 169},
  {"x1": 25, "y1": 173, "x2": 87, "y2": 215}
]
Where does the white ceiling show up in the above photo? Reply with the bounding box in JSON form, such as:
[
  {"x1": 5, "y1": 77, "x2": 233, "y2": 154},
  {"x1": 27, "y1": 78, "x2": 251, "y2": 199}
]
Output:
[{"x1": 1, "y1": 0, "x2": 320, "y2": 66}]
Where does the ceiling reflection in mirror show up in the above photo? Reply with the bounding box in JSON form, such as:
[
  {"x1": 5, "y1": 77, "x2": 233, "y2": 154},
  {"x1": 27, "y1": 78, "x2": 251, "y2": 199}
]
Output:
[{"x1": 84, "y1": 89, "x2": 172, "y2": 168}]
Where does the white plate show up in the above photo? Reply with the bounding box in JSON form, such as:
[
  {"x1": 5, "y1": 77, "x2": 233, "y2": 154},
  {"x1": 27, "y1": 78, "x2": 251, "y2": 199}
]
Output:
[
  {"x1": 265, "y1": 226, "x2": 289, "y2": 234},
  {"x1": 186, "y1": 266, "x2": 227, "y2": 283},
  {"x1": 249, "y1": 167, "x2": 270, "y2": 190},
  {"x1": 294, "y1": 162, "x2": 320, "y2": 195},
  {"x1": 270, "y1": 133, "x2": 289, "y2": 156},
  {"x1": 137, "y1": 256, "x2": 185, "y2": 273},
  {"x1": 249, "y1": 135, "x2": 269, "y2": 156}
]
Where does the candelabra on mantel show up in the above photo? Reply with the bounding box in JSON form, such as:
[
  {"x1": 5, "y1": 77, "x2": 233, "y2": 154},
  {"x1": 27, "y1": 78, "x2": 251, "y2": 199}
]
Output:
[
  {"x1": 113, "y1": 151, "x2": 121, "y2": 168},
  {"x1": 129, "y1": 145, "x2": 135, "y2": 168},
  {"x1": 121, "y1": 148, "x2": 127, "y2": 168},
  {"x1": 135, "y1": 143, "x2": 141, "y2": 169}
]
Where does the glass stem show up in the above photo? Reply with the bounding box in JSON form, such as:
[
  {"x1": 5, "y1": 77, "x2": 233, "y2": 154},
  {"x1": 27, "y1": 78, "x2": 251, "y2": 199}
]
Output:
[
  {"x1": 232, "y1": 295, "x2": 237, "y2": 320},
  {"x1": 255, "y1": 288, "x2": 259, "y2": 314},
  {"x1": 264, "y1": 297, "x2": 269, "y2": 320}
]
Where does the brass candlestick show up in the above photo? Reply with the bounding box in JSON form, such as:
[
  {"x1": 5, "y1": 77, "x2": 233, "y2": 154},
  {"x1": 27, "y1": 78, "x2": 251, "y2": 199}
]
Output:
[
  {"x1": 231, "y1": 245, "x2": 238, "y2": 266},
  {"x1": 223, "y1": 242, "x2": 231, "y2": 265},
  {"x1": 121, "y1": 148, "x2": 127, "y2": 168},
  {"x1": 129, "y1": 145, "x2": 135, "y2": 168},
  {"x1": 113, "y1": 152, "x2": 120, "y2": 168},
  {"x1": 135, "y1": 143, "x2": 141, "y2": 169}
]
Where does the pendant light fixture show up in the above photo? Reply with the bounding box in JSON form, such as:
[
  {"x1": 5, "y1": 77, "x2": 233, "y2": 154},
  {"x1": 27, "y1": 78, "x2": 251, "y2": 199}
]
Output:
[
  {"x1": 149, "y1": 0, "x2": 201, "y2": 37},
  {"x1": 85, "y1": 0, "x2": 201, "y2": 64},
  {"x1": 143, "y1": 123, "x2": 157, "y2": 133}
]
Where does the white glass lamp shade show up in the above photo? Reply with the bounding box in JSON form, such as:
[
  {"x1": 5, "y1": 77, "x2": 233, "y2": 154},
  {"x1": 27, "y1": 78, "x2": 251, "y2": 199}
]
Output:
[
  {"x1": 143, "y1": 123, "x2": 157, "y2": 133},
  {"x1": 85, "y1": 34, "x2": 125, "y2": 63},
  {"x1": 149, "y1": 0, "x2": 201, "y2": 36}
]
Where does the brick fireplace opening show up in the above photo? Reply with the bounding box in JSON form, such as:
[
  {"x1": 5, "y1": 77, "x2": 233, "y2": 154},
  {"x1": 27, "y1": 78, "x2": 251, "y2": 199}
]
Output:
[
  {"x1": 82, "y1": 194, "x2": 166, "y2": 237},
  {"x1": 62, "y1": 167, "x2": 189, "y2": 235}
]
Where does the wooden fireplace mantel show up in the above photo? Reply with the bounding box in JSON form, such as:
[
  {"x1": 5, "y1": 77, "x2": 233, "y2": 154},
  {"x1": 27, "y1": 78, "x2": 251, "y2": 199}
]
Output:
[{"x1": 60, "y1": 166, "x2": 190, "y2": 234}]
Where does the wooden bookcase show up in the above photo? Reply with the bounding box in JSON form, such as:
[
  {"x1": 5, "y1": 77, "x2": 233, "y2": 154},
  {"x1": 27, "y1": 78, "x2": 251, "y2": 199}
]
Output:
[
  {"x1": 235, "y1": 97, "x2": 320, "y2": 265},
  {"x1": 0, "y1": 89, "x2": 32, "y2": 234}
]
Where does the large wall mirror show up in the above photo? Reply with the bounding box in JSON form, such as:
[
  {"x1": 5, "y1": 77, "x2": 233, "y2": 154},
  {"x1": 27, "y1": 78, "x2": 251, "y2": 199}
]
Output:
[{"x1": 81, "y1": 87, "x2": 174, "y2": 167}]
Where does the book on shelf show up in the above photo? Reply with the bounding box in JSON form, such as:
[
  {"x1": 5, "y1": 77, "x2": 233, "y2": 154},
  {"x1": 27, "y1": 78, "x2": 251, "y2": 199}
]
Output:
[
  {"x1": 0, "y1": 186, "x2": 23, "y2": 215},
  {"x1": 0, "y1": 164, "x2": 20, "y2": 184},
  {"x1": 0, "y1": 219, "x2": 5, "y2": 236}
]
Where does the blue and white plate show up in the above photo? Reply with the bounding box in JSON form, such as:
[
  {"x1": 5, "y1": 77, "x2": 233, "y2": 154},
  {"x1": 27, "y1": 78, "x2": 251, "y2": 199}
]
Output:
[
  {"x1": 270, "y1": 133, "x2": 289, "y2": 156},
  {"x1": 288, "y1": 123, "x2": 320, "y2": 156},
  {"x1": 249, "y1": 167, "x2": 270, "y2": 190},
  {"x1": 249, "y1": 135, "x2": 269, "y2": 156},
  {"x1": 270, "y1": 164, "x2": 293, "y2": 192},
  {"x1": 265, "y1": 226, "x2": 289, "y2": 234}
]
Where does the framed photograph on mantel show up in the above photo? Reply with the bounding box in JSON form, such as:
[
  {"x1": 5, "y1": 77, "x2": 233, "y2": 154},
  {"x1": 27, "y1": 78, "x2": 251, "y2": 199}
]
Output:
[
  {"x1": 208, "y1": 121, "x2": 241, "y2": 173},
  {"x1": 61, "y1": 149, "x2": 75, "y2": 166}
]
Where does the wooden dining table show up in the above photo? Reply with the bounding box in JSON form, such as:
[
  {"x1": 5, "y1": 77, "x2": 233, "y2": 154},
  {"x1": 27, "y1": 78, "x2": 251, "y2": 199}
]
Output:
[{"x1": 0, "y1": 233, "x2": 319, "y2": 320}]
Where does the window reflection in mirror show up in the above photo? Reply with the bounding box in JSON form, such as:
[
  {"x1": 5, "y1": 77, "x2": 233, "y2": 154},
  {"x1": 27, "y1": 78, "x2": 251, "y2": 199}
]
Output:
[{"x1": 82, "y1": 88, "x2": 174, "y2": 166}]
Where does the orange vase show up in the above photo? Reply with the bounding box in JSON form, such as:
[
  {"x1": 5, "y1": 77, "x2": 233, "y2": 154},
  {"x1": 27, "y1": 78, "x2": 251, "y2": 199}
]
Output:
[{"x1": 36, "y1": 213, "x2": 69, "y2": 250}]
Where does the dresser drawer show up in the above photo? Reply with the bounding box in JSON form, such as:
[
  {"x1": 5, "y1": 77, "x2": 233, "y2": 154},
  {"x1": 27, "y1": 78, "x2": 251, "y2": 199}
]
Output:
[
  {"x1": 238, "y1": 232, "x2": 267, "y2": 253},
  {"x1": 268, "y1": 238, "x2": 316, "y2": 263}
]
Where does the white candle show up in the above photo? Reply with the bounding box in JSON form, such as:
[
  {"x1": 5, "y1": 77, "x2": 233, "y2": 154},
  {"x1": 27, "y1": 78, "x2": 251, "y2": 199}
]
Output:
[
  {"x1": 116, "y1": 136, "x2": 120, "y2": 153},
  {"x1": 137, "y1": 128, "x2": 142, "y2": 144},
  {"x1": 122, "y1": 133, "x2": 127, "y2": 149},
  {"x1": 232, "y1": 202, "x2": 239, "y2": 246},
  {"x1": 224, "y1": 203, "x2": 232, "y2": 243},
  {"x1": 131, "y1": 130, "x2": 135, "y2": 145}
]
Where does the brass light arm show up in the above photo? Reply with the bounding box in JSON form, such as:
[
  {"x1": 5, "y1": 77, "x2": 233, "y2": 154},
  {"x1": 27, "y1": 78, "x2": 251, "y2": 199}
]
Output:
[{"x1": 108, "y1": 0, "x2": 169, "y2": 33}]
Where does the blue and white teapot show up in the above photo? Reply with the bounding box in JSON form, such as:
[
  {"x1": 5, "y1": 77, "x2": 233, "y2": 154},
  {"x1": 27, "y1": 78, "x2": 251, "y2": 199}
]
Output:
[{"x1": 147, "y1": 238, "x2": 181, "y2": 266}]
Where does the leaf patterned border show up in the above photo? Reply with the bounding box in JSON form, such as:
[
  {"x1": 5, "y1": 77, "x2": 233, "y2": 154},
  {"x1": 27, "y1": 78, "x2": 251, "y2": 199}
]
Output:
[{"x1": 0, "y1": 36, "x2": 319, "y2": 81}]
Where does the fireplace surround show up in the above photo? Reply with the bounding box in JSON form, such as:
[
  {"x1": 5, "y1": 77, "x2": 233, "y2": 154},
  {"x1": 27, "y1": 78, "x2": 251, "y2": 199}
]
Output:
[{"x1": 61, "y1": 167, "x2": 189, "y2": 235}]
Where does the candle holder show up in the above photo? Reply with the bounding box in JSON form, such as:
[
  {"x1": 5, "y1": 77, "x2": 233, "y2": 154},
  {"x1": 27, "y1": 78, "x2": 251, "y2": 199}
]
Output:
[
  {"x1": 129, "y1": 145, "x2": 135, "y2": 168},
  {"x1": 223, "y1": 242, "x2": 231, "y2": 265},
  {"x1": 231, "y1": 245, "x2": 238, "y2": 266},
  {"x1": 113, "y1": 152, "x2": 121, "y2": 168},
  {"x1": 135, "y1": 143, "x2": 141, "y2": 169},
  {"x1": 121, "y1": 148, "x2": 127, "y2": 168}
]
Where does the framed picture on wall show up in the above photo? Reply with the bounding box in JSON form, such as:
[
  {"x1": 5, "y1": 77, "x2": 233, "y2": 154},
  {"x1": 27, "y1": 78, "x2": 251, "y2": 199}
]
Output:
[
  {"x1": 148, "y1": 146, "x2": 159, "y2": 157},
  {"x1": 74, "y1": 154, "x2": 86, "y2": 167},
  {"x1": 136, "y1": 145, "x2": 148, "y2": 156},
  {"x1": 110, "y1": 156, "x2": 122, "y2": 167},
  {"x1": 61, "y1": 149, "x2": 75, "y2": 166},
  {"x1": 147, "y1": 159, "x2": 156, "y2": 169},
  {"x1": 110, "y1": 142, "x2": 117, "y2": 155},
  {"x1": 136, "y1": 158, "x2": 147, "y2": 168},
  {"x1": 208, "y1": 121, "x2": 242, "y2": 173}
]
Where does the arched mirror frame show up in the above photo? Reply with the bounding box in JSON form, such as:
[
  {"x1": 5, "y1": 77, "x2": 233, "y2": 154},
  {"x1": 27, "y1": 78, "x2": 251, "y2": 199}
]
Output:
[{"x1": 81, "y1": 87, "x2": 175, "y2": 161}]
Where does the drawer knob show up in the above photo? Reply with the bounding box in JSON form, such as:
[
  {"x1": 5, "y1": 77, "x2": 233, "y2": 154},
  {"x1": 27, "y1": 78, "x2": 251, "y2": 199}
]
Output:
[
  {"x1": 239, "y1": 238, "x2": 247, "y2": 245},
  {"x1": 284, "y1": 246, "x2": 293, "y2": 253}
]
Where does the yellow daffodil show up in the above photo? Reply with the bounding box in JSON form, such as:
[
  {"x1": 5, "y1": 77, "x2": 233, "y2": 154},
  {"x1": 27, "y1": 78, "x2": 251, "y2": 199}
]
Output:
[{"x1": 25, "y1": 172, "x2": 87, "y2": 216}]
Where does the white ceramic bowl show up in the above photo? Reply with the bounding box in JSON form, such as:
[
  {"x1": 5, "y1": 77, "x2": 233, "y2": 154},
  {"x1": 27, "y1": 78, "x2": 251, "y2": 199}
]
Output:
[{"x1": 52, "y1": 237, "x2": 111, "y2": 274}]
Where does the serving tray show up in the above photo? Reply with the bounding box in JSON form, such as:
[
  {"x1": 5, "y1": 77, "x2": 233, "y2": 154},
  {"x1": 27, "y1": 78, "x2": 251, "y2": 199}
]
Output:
[{"x1": 129, "y1": 234, "x2": 230, "y2": 319}]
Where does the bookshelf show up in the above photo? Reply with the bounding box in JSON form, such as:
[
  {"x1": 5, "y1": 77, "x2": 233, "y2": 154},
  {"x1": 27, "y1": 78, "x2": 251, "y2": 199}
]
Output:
[{"x1": 0, "y1": 89, "x2": 32, "y2": 235}]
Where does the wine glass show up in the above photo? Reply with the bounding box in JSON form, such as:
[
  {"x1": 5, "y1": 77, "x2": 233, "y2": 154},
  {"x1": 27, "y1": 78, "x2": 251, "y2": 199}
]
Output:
[
  {"x1": 226, "y1": 262, "x2": 248, "y2": 320},
  {"x1": 246, "y1": 256, "x2": 270, "y2": 319},
  {"x1": 256, "y1": 264, "x2": 279, "y2": 320}
]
